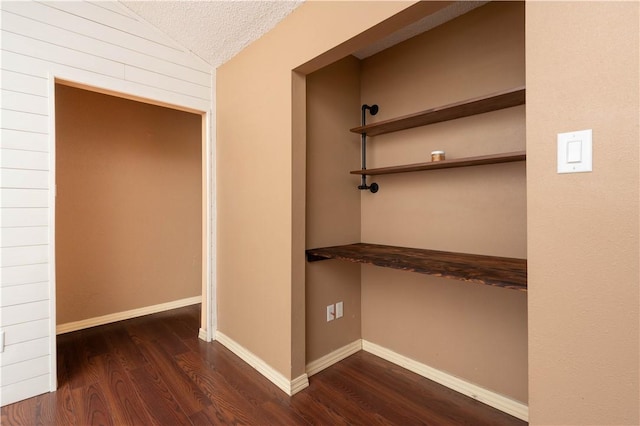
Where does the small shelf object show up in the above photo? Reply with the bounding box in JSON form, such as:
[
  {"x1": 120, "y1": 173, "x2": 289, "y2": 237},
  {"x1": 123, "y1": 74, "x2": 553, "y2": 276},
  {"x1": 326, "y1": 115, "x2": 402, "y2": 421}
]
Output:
[{"x1": 306, "y1": 243, "x2": 527, "y2": 292}]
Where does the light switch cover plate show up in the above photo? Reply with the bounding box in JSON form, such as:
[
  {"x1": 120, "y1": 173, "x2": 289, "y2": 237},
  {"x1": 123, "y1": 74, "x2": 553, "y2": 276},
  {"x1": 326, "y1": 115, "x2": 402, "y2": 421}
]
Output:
[{"x1": 558, "y1": 129, "x2": 592, "y2": 173}]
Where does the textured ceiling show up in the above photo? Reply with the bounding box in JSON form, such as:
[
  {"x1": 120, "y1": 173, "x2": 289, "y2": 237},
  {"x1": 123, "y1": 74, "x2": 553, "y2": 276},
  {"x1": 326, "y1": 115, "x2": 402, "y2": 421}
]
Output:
[
  {"x1": 119, "y1": 1, "x2": 487, "y2": 69},
  {"x1": 119, "y1": 1, "x2": 303, "y2": 68}
]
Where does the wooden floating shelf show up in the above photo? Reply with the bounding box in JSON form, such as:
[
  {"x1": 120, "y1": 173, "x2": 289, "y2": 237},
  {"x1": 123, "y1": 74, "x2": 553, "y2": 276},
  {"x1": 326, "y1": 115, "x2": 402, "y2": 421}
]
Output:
[
  {"x1": 350, "y1": 87, "x2": 526, "y2": 137},
  {"x1": 306, "y1": 243, "x2": 527, "y2": 292},
  {"x1": 350, "y1": 151, "x2": 526, "y2": 176}
]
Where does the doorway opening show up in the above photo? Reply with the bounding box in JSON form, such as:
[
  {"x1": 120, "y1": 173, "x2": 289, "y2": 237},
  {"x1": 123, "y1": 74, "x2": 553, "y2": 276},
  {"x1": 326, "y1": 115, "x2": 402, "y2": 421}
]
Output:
[{"x1": 52, "y1": 81, "x2": 210, "y2": 388}]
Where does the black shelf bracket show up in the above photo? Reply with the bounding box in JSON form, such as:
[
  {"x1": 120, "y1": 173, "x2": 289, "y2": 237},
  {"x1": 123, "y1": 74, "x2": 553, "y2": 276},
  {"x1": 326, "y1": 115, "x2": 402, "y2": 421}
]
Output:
[{"x1": 358, "y1": 104, "x2": 379, "y2": 193}]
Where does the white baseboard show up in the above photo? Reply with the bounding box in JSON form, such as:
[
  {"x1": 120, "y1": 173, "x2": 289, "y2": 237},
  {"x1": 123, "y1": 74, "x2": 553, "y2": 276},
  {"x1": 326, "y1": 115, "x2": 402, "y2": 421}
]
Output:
[
  {"x1": 362, "y1": 340, "x2": 528, "y2": 422},
  {"x1": 306, "y1": 340, "x2": 363, "y2": 377},
  {"x1": 216, "y1": 331, "x2": 309, "y2": 396},
  {"x1": 198, "y1": 327, "x2": 211, "y2": 342},
  {"x1": 290, "y1": 373, "x2": 310, "y2": 395},
  {"x1": 56, "y1": 296, "x2": 202, "y2": 334}
]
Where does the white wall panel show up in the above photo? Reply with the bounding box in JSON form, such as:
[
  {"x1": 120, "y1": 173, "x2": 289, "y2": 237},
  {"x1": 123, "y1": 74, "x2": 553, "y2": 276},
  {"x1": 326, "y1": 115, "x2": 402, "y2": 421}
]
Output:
[
  {"x1": 0, "y1": 374, "x2": 50, "y2": 406},
  {"x1": 0, "y1": 70, "x2": 48, "y2": 96},
  {"x1": 0, "y1": 189, "x2": 48, "y2": 208},
  {"x1": 1, "y1": 31, "x2": 126, "y2": 79},
  {"x1": 0, "y1": 169, "x2": 49, "y2": 189},
  {"x1": 0, "y1": 300, "x2": 49, "y2": 326},
  {"x1": 124, "y1": 66, "x2": 210, "y2": 100},
  {"x1": 1, "y1": 337, "x2": 49, "y2": 366},
  {"x1": 3, "y1": 51, "x2": 209, "y2": 112},
  {"x1": 88, "y1": 1, "x2": 132, "y2": 17},
  {"x1": 3, "y1": 11, "x2": 211, "y2": 87},
  {"x1": 1, "y1": 208, "x2": 49, "y2": 228},
  {"x1": 0, "y1": 245, "x2": 49, "y2": 267},
  {"x1": 2, "y1": 2, "x2": 209, "y2": 72},
  {"x1": 0, "y1": 129, "x2": 49, "y2": 152},
  {"x1": 55, "y1": 67, "x2": 211, "y2": 112},
  {"x1": 2, "y1": 50, "x2": 79, "y2": 79},
  {"x1": 42, "y1": 1, "x2": 185, "y2": 52},
  {"x1": 0, "y1": 0, "x2": 212, "y2": 406},
  {"x1": 0, "y1": 110, "x2": 49, "y2": 134},
  {"x1": 1, "y1": 263, "x2": 49, "y2": 287},
  {"x1": 0, "y1": 149, "x2": 49, "y2": 170},
  {"x1": 1, "y1": 90, "x2": 49, "y2": 115},
  {"x1": 1, "y1": 282, "x2": 49, "y2": 307},
  {"x1": 1, "y1": 227, "x2": 49, "y2": 248},
  {"x1": 3, "y1": 319, "x2": 49, "y2": 345},
  {"x1": 2, "y1": 51, "x2": 102, "y2": 81},
  {"x1": 1, "y1": 356, "x2": 50, "y2": 386}
]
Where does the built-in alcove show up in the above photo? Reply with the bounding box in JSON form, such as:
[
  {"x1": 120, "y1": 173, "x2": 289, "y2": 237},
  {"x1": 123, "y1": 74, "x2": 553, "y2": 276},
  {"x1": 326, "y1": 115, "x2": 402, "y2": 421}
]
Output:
[
  {"x1": 305, "y1": 0, "x2": 527, "y2": 409},
  {"x1": 55, "y1": 84, "x2": 203, "y2": 331}
]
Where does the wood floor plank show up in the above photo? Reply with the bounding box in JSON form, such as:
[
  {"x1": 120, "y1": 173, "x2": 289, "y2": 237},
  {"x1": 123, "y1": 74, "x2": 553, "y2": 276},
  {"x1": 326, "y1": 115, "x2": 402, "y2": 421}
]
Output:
[
  {"x1": 0, "y1": 397, "x2": 36, "y2": 425},
  {"x1": 176, "y1": 350, "x2": 264, "y2": 424},
  {"x1": 129, "y1": 362, "x2": 193, "y2": 425},
  {"x1": 102, "y1": 326, "x2": 148, "y2": 371},
  {"x1": 135, "y1": 341, "x2": 212, "y2": 416},
  {"x1": 154, "y1": 307, "x2": 199, "y2": 340},
  {"x1": 94, "y1": 353, "x2": 153, "y2": 426},
  {"x1": 257, "y1": 400, "x2": 311, "y2": 425},
  {"x1": 59, "y1": 332, "x2": 107, "y2": 390},
  {"x1": 49, "y1": 390, "x2": 77, "y2": 425},
  {"x1": 71, "y1": 382, "x2": 114, "y2": 426},
  {"x1": 348, "y1": 351, "x2": 511, "y2": 425},
  {"x1": 53, "y1": 342, "x2": 80, "y2": 425},
  {"x1": 1, "y1": 304, "x2": 526, "y2": 426},
  {"x1": 331, "y1": 362, "x2": 467, "y2": 425},
  {"x1": 198, "y1": 340, "x2": 292, "y2": 407},
  {"x1": 127, "y1": 317, "x2": 190, "y2": 357},
  {"x1": 298, "y1": 377, "x2": 392, "y2": 426},
  {"x1": 287, "y1": 390, "x2": 355, "y2": 426}
]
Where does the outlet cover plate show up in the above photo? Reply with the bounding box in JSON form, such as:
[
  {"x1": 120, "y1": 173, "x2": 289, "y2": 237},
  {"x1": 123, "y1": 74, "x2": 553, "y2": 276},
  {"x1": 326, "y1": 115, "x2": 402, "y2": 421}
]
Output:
[{"x1": 326, "y1": 304, "x2": 335, "y2": 322}]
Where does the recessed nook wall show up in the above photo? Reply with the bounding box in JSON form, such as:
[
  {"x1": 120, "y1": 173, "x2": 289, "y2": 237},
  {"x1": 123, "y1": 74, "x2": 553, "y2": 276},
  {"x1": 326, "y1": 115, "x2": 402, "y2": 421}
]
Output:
[
  {"x1": 304, "y1": 1, "x2": 527, "y2": 403},
  {"x1": 55, "y1": 84, "x2": 202, "y2": 325},
  {"x1": 305, "y1": 56, "x2": 363, "y2": 363},
  {"x1": 359, "y1": 1, "x2": 527, "y2": 403}
]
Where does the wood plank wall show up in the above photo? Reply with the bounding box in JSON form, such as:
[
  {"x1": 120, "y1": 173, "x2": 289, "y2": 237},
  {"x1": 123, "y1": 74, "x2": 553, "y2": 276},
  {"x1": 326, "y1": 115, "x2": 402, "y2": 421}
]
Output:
[{"x1": 0, "y1": 0, "x2": 212, "y2": 406}]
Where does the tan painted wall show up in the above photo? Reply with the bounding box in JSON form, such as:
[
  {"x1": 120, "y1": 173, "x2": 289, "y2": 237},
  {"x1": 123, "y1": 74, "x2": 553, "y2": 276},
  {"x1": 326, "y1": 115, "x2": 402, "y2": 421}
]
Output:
[
  {"x1": 219, "y1": 0, "x2": 639, "y2": 420},
  {"x1": 526, "y1": 2, "x2": 639, "y2": 424},
  {"x1": 55, "y1": 84, "x2": 202, "y2": 325},
  {"x1": 360, "y1": 2, "x2": 528, "y2": 403},
  {"x1": 217, "y1": 1, "x2": 456, "y2": 379},
  {"x1": 305, "y1": 56, "x2": 362, "y2": 363}
]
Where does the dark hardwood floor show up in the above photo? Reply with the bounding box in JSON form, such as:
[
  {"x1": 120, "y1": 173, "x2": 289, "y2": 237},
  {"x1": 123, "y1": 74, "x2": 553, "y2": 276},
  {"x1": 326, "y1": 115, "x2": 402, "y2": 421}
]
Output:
[{"x1": 1, "y1": 305, "x2": 526, "y2": 425}]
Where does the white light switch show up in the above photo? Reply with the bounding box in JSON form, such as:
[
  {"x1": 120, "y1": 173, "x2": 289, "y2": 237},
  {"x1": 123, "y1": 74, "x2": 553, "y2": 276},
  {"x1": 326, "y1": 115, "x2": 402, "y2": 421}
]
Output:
[
  {"x1": 566, "y1": 140, "x2": 582, "y2": 163},
  {"x1": 558, "y1": 129, "x2": 592, "y2": 173}
]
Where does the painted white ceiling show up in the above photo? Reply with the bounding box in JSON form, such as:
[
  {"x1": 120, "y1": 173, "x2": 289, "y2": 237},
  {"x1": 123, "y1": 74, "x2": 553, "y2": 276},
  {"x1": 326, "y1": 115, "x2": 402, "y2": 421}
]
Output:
[
  {"x1": 119, "y1": 1, "x2": 303, "y2": 68},
  {"x1": 119, "y1": 1, "x2": 487, "y2": 69}
]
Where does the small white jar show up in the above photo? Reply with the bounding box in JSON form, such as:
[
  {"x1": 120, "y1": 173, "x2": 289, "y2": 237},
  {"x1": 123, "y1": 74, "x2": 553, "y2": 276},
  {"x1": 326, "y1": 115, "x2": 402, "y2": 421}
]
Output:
[{"x1": 431, "y1": 150, "x2": 446, "y2": 162}]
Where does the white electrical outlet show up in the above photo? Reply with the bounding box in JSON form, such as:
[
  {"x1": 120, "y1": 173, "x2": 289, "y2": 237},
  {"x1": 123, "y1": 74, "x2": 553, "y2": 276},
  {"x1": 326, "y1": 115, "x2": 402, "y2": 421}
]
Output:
[
  {"x1": 326, "y1": 304, "x2": 335, "y2": 322},
  {"x1": 336, "y1": 301, "x2": 343, "y2": 319}
]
